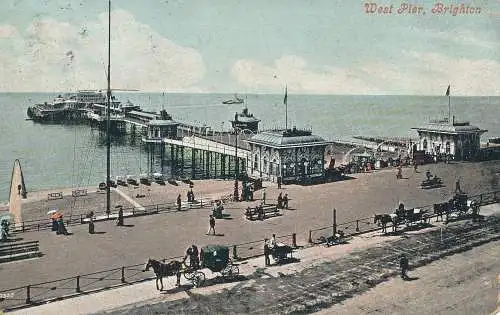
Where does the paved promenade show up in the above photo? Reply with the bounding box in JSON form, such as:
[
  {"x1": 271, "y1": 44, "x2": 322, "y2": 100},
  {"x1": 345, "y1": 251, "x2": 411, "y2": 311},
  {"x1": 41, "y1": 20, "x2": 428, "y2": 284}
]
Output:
[
  {"x1": 0, "y1": 161, "x2": 499, "y2": 301},
  {"x1": 7, "y1": 205, "x2": 499, "y2": 315}
]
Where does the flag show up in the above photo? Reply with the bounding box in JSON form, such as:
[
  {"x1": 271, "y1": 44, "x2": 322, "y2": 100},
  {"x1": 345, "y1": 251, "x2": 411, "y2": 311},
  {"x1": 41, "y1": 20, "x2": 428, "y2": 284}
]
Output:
[
  {"x1": 445, "y1": 85, "x2": 450, "y2": 96},
  {"x1": 283, "y1": 85, "x2": 288, "y2": 105}
]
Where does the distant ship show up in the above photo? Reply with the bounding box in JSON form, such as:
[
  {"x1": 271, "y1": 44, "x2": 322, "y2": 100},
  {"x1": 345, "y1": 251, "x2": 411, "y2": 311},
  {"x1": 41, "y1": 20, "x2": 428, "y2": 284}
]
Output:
[{"x1": 222, "y1": 94, "x2": 244, "y2": 104}]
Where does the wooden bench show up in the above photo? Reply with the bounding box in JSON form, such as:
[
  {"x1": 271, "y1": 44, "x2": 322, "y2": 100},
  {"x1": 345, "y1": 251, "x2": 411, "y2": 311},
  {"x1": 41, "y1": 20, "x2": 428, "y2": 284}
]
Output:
[
  {"x1": 71, "y1": 189, "x2": 87, "y2": 197},
  {"x1": 0, "y1": 241, "x2": 41, "y2": 263},
  {"x1": 245, "y1": 204, "x2": 280, "y2": 220},
  {"x1": 47, "y1": 192, "x2": 63, "y2": 201}
]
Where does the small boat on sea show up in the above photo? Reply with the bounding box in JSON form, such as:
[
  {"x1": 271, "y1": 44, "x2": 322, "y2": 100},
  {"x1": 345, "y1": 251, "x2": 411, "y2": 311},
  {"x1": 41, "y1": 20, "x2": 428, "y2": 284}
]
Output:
[{"x1": 222, "y1": 94, "x2": 244, "y2": 105}]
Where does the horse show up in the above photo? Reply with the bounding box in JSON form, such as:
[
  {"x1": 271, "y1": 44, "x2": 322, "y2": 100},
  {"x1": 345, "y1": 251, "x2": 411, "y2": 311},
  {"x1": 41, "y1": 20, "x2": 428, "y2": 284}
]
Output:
[
  {"x1": 374, "y1": 214, "x2": 399, "y2": 234},
  {"x1": 433, "y1": 201, "x2": 451, "y2": 222},
  {"x1": 143, "y1": 258, "x2": 182, "y2": 291}
]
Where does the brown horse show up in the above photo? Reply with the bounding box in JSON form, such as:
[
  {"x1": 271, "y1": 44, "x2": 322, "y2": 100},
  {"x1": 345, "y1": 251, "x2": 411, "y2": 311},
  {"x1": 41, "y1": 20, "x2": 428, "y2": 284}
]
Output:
[{"x1": 143, "y1": 258, "x2": 182, "y2": 291}]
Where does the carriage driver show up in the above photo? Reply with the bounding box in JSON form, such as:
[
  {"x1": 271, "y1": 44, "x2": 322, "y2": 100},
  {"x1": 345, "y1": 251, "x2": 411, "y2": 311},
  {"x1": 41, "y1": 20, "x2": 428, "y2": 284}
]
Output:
[{"x1": 183, "y1": 244, "x2": 200, "y2": 269}]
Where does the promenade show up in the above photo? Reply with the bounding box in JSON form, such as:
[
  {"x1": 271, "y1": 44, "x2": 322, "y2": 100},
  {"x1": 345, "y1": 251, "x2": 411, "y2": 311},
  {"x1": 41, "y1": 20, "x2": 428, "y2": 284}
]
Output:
[
  {"x1": 7, "y1": 204, "x2": 499, "y2": 315},
  {"x1": 0, "y1": 160, "x2": 499, "y2": 302}
]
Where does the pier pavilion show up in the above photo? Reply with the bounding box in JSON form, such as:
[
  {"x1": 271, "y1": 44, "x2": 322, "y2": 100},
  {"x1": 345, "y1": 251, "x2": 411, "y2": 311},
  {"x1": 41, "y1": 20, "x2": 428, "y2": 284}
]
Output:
[
  {"x1": 245, "y1": 128, "x2": 331, "y2": 184},
  {"x1": 412, "y1": 117, "x2": 487, "y2": 161}
]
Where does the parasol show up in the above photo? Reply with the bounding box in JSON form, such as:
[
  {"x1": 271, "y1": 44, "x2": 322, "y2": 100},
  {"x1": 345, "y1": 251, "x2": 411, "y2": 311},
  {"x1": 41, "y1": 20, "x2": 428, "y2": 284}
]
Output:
[{"x1": 0, "y1": 213, "x2": 14, "y2": 224}]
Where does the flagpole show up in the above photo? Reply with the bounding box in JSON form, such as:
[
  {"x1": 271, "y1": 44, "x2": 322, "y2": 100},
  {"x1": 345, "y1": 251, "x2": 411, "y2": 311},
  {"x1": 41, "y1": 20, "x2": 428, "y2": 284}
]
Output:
[
  {"x1": 448, "y1": 94, "x2": 451, "y2": 124},
  {"x1": 285, "y1": 85, "x2": 288, "y2": 131}
]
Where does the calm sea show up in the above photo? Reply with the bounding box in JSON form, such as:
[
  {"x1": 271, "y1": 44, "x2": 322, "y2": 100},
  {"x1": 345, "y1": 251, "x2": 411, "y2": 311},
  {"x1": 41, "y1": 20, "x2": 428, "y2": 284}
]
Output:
[{"x1": 1, "y1": 93, "x2": 499, "y2": 202}]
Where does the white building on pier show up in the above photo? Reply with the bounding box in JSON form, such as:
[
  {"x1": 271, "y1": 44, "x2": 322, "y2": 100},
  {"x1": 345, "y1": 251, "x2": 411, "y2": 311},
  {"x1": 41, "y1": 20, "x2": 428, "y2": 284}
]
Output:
[{"x1": 412, "y1": 117, "x2": 487, "y2": 161}]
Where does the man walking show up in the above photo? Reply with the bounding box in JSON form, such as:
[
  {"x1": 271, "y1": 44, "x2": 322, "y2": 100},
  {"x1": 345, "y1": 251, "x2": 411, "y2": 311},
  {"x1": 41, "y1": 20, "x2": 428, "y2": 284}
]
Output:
[
  {"x1": 399, "y1": 254, "x2": 409, "y2": 280},
  {"x1": 207, "y1": 215, "x2": 216, "y2": 235},
  {"x1": 262, "y1": 189, "x2": 267, "y2": 205}
]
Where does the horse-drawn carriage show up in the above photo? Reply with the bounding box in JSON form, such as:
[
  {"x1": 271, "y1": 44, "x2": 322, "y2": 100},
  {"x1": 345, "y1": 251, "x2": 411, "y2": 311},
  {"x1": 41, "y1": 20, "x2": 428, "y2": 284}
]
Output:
[
  {"x1": 374, "y1": 203, "x2": 431, "y2": 234},
  {"x1": 144, "y1": 245, "x2": 239, "y2": 291},
  {"x1": 433, "y1": 192, "x2": 479, "y2": 222}
]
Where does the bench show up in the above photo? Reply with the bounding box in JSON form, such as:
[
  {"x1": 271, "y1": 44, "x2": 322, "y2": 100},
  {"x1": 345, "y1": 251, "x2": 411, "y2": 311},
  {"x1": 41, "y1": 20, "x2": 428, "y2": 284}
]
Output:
[
  {"x1": 47, "y1": 192, "x2": 63, "y2": 200},
  {"x1": 0, "y1": 240, "x2": 42, "y2": 263},
  {"x1": 71, "y1": 189, "x2": 88, "y2": 197},
  {"x1": 245, "y1": 204, "x2": 280, "y2": 220}
]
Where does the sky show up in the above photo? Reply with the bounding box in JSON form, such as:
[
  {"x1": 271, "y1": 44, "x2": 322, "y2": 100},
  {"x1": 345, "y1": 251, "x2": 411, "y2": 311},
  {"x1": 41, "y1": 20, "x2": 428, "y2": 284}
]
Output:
[{"x1": 0, "y1": 0, "x2": 499, "y2": 95}]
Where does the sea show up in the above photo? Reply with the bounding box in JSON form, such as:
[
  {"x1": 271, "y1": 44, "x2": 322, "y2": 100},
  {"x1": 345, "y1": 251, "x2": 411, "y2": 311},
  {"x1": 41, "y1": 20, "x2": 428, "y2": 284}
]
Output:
[{"x1": 1, "y1": 93, "x2": 499, "y2": 202}]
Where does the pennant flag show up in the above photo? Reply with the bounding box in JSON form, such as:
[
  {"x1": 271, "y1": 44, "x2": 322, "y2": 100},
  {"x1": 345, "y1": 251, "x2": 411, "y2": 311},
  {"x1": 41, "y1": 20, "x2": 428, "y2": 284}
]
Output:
[
  {"x1": 445, "y1": 85, "x2": 450, "y2": 96},
  {"x1": 283, "y1": 85, "x2": 288, "y2": 105}
]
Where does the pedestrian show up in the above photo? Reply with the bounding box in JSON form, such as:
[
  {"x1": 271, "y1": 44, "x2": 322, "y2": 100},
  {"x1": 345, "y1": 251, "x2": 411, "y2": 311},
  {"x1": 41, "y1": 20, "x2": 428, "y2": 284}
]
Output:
[
  {"x1": 277, "y1": 192, "x2": 283, "y2": 209},
  {"x1": 264, "y1": 239, "x2": 271, "y2": 266},
  {"x1": 190, "y1": 189, "x2": 195, "y2": 202},
  {"x1": 88, "y1": 217, "x2": 95, "y2": 234},
  {"x1": 277, "y1": 177, "x2": 282, "y2": 189},
  {"x1": 116, "y1": 208, "x2": 124, "y2": 226},
  {"x1": 208, "y1": 215, "x2": 216, "y2": 235},
  {"x1": 399, "y1": 254, "x2": 409, "y2": 280},
  {"x1": 262, "y1": 189, "x2": 267, "y2": 205},
  {"x1": 177, "y1": 194, "x2": 182, "y2": 211},
  {"x1": 283, "y1": 193, "x2": 289, "y2": 209},
  {"x1": 455, "y1": 178, "x2": 461, "y2": 194},
  {"x1": 270, "y1": 234, "x2": 277, "y2": 248}
]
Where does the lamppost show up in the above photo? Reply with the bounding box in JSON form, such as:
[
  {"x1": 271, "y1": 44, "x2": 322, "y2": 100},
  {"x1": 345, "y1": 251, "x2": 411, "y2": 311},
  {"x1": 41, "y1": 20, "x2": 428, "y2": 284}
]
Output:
[{"x1": 233, "y1": 127, "x2": 239, "y2": 201}]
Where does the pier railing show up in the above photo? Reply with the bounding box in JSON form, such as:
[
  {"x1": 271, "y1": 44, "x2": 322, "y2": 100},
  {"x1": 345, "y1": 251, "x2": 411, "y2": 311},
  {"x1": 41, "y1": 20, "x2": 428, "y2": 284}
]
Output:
[
  {"x1": 0, "y1": 190, "x2": 498, "y2": 311},
  {"x1": 9, "y1": 199, "x2": 215, "y2": 234}
]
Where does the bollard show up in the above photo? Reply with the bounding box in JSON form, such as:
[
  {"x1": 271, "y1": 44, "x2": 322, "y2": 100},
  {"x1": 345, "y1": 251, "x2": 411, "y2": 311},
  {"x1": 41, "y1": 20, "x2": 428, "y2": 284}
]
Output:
[
  {"x1": 232, "y1": 245, "x2": 238, "y2": 260},
  {"x1": 156, "y1": 205, "x2": 159, "y2": 213},
  {"x1": 308, "y1": 230, "x2": 313, "y2": 243},
  {"x1": 292, "y1": 233, "x2": 297, "y2": 248},
  {"x1": 121, "y1": 267, "x2": 126, "y2": 283},
  {"x1": 25, "y1": 285, "x2": 31, "y2": 304},
  {"x1": 356, "y1": 220, "x2": 360, "y2": 232},
  {"x1": 80, "y1": 214, "x2": 84, "y2": 224},
  {"x1": 76, "y1": 276, "x2": 81, "y2": 293}
]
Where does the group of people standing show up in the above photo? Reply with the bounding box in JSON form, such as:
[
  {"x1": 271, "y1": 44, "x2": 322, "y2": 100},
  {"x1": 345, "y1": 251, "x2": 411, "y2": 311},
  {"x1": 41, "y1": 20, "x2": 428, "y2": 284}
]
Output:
[
  {"x1": 177, "y1": 189, "x2": 196, "y2": 211},
  {"x1": 277, "y1": 192, "x2": 289, "y2": 209},
  {"x1": 52, "y1": 216, "x2": 68, "y2": 235}
]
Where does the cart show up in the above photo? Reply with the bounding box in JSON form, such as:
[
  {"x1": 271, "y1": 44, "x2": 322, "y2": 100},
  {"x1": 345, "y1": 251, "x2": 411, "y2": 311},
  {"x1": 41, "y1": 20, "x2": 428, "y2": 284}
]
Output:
[
  {"x1": 200, "y1": 245, "x2": 239, "y2": 281},
  {"x1": 269, "y1": 243, "x2": 294, "y2": 264}
]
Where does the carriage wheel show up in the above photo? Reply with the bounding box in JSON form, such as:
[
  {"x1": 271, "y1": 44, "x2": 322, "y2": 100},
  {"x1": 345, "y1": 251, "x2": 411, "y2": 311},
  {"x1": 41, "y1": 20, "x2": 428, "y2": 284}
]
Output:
[
  {"x1": 192, "y1": 271, "x2": 205, "y2": 288},
  {"x1": 184, "y1": 269, "x2": 195, "y2": 281},
  {"x1": 221, "y1": 264, "x2": 239, "y2": 280}
]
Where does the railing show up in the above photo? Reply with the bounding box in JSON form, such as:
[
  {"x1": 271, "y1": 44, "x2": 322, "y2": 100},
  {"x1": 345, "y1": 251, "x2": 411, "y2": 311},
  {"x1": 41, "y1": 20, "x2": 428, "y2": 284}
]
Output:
[
  {"x1": 9, "y1": 199, "x2": 215, "y2": 234},
  {"x1": 307, "y1": 190, "x2": 499, "y2": 244}
]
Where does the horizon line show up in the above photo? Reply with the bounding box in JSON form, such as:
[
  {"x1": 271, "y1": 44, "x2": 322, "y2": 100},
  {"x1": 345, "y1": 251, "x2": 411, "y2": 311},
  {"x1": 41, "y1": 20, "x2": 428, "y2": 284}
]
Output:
[{"x1": 1, "y1": 91, "x2": 499, "y2": 97}]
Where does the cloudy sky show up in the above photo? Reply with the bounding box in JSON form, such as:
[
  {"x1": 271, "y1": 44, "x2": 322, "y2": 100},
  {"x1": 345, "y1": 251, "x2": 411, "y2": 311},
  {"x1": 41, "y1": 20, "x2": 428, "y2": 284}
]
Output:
[{"x1": 0, "y1": 0, "x2": 499, "y2": 95}]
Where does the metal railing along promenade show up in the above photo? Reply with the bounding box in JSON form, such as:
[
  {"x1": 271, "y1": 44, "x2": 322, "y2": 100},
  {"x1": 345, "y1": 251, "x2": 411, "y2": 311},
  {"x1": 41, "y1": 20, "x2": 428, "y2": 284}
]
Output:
[
  {"x1": 9, "y1": 198, "x2": 215, "y2": 234},
  {"x1": 0, "y1": 190, "x2": 498, "y2": 311}
]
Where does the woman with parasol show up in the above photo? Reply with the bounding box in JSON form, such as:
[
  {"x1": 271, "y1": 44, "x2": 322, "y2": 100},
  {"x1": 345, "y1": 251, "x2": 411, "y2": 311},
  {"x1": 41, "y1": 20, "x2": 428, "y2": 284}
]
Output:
[{"x1": 0, "y1": 213, "x2": 14, "y2": 242}]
